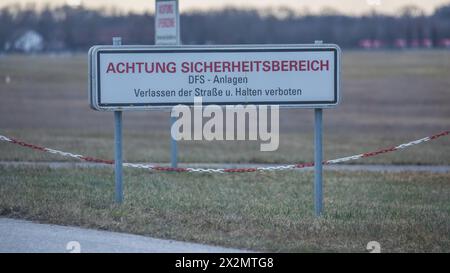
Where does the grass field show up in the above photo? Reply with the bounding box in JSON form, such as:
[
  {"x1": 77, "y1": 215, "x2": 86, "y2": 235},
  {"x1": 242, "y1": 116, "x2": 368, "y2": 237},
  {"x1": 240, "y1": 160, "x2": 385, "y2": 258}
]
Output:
[
  {"x1": 0, "y1": 167, "x2": 448, "y2": 252},
  {"x1": 0, "y1": 50, "x2": 449, "y2": 252},
  {"x1": 0, "y1": 51, "x2": 449, "y2": 165}
]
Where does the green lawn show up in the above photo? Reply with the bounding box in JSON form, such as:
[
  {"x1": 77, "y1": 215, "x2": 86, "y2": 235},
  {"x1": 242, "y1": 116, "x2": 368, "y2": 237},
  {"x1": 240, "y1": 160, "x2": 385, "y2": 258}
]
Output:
[{"x1": 0, "y1": 166, "x2": 448, "y2": 252}]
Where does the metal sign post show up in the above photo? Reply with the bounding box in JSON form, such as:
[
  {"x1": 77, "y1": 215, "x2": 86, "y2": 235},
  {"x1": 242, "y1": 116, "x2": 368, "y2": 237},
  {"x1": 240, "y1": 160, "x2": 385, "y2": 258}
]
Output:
[
  {"x1": 113, "y1": 37, "x2": 123, "y2": 204},
  {"x1": 314, "y1": 108, "x2": 323, "y2": 216},
  {"x1": 155, "y1": 0, "x2": 180, "y2": 168},
  {"x1": 314, "y1": 40, "x2": 324, "y2": 216},
  {"x1": 170, "y1": 116, "x2": 178, "y2": 167}
]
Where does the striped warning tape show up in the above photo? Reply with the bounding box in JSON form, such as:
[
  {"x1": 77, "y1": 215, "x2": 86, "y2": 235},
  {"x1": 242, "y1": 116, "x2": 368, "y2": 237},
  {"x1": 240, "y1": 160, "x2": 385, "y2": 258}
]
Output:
[{"x1": 0, "y1": 131, "x2": 448, "y2": 173}]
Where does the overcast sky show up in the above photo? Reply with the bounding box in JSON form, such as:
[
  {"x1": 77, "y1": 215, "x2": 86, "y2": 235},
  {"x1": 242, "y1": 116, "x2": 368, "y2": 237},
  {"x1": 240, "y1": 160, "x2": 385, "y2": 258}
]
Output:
[{"x1": 1, "y1": 0, "x2": 450, "y2": 15}]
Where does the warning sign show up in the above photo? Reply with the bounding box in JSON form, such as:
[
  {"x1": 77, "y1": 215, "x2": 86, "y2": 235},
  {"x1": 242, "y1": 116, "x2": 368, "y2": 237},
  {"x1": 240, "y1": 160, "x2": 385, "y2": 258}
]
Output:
[
  {"x1": 88, "y1": 44, "x2": 341, "y2": 110},
  {"x1": 155, "y1": 0, "x2": 179, "y2": 45}
]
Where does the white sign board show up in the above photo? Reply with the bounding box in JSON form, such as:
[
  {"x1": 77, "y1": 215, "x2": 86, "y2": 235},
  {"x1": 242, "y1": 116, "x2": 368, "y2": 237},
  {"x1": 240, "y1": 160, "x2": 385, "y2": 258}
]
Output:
[
  {"x1": 88, "y1": 45, "x2": 341, "y2": 111},
  {"x1": 155, "y1": 0, "x2": 179, "y2": 45}
]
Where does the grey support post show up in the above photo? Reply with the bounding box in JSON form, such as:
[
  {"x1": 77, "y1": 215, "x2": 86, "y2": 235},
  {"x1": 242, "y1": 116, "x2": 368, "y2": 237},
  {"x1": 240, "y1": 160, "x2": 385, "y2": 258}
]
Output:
[
  {"x1": 170, "y1": 116, "x2": 178, "y2": 168},
  {"x1": 314, "y1": 108, "x2": 323, "y2": 216},
  {"x1": 170, "y1": 1, "x2": 180, "y2": 168},
  {"x1": 314, "y1": 40, "x2": 324, "y2": 216},
  {"x1": 113, "y1": 37, "x2": 123, "y2": 204}
]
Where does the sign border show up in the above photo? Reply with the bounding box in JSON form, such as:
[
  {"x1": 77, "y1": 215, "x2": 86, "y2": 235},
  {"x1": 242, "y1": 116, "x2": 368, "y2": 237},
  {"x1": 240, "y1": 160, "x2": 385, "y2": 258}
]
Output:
[{"x1": 89, "y1": 44, "x2": 341, "y2": 111}]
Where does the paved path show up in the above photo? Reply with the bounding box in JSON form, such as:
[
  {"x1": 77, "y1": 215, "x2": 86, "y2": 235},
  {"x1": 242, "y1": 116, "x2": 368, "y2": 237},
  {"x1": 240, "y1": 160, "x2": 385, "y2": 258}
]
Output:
[
  {"x1": 0, "y1": 218, "x2": 248, "y2": 253},
  {"x1": 1, "y1": 161, "x2": 449, "y2": 173}
]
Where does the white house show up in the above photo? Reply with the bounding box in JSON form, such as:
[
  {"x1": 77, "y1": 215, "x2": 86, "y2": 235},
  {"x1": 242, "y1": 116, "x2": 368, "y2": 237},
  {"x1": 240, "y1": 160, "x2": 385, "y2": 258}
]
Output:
[{"x1": 5, "y1": 30, "x2": 44, "y2": 53}]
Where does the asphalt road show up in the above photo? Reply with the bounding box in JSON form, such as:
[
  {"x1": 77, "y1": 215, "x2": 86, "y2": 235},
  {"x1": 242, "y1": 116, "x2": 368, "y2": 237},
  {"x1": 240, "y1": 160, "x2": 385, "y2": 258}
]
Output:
[{"x1": 0, "y1": 218, "x2": 248, "y2": 253}]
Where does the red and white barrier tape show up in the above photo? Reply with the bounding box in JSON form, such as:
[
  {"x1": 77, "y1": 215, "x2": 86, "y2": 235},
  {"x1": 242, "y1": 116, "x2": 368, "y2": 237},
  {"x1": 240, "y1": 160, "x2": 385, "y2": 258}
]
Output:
[{"x1": 0, "y1": 131, "x2": 448, "y2": 173}]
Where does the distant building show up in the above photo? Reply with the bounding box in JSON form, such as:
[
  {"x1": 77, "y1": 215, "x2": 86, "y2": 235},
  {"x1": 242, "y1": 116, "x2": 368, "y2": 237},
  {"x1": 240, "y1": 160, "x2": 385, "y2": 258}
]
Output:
[
  {"x1": 358, "y1": 39, "x2": 372, "y2": 49},
  {"x1": 4, "y1": 30, "x2": 44, "y2": 53},
  {"x1": 439, "y1": 38, "x2": 450, "y2": 48},
  {"x1": 422, "y1": 39, "x2": 433, "y2": 48},
  {"x1": 361, "y1": 38, "x2": 443, "y2": 49},
  {"x1": 358, "y1": 39, "x2": 383, "y2": 49},
  {"x1": 394, "y1": 39, "x2": 407, "y2": 49}
]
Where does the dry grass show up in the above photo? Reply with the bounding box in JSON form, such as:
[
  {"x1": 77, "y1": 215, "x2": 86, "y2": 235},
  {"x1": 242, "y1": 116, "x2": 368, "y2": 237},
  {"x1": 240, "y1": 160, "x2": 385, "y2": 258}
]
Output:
[
  {"x1": 0, "y1": 51, "x2": 449, "y2": 165},
  {"x1": 0, "y1": 128, "x2": 449, "y2": 165},
  {"x1": 0, "y1": 50, "x2": 449, "y2": 253},
  {"x1": 0, "y1": 166, "x2": 448, "y2": 252}
]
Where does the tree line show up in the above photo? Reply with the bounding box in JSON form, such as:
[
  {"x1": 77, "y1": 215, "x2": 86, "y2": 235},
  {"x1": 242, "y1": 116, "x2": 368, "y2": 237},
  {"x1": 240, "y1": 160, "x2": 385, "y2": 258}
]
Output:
[{"x1": 1, "y1": 4, "x2": 450, "y2": 51}]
